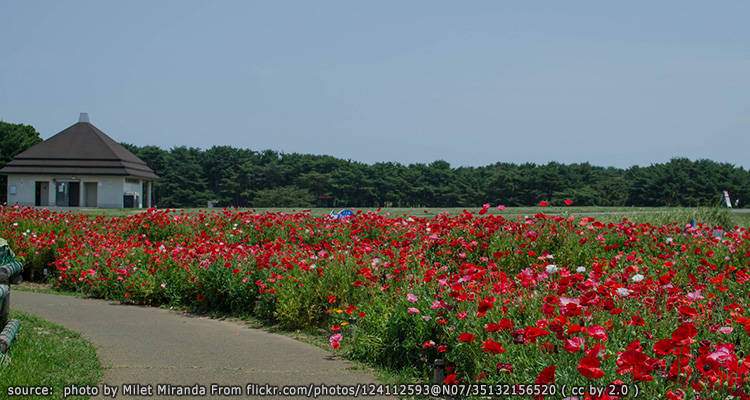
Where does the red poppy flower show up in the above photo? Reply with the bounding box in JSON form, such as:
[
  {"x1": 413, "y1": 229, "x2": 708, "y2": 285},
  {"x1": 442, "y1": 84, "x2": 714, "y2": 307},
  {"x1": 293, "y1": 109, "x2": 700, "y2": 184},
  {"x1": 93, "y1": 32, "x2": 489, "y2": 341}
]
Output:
[
  {"x1": 667, "y1": 356, "x2": 692, "y2": 378},
  {"x1": 564, "y1": 199, "x2": 573, "y2": 206},
  {"x1": 496, "y1": 363, "x2": 514, "y2": 375},
  {"x1": 536, "y1": 365, "x2": 555, "y2": 384},
  {"x1": 588, "y1": 325, "x2": 608, "y2": 341},
  {"x1": 658, "y1": 274, "x2": 673, "y2": 285},
  {"x1": 478, "y1": 297, "x2": 495, "y2": 315},
  {"x1": 458, "y1": 333, "x2": 475, "y2": 342},
  {"x1": 568, "y1": 324, "x2": 586, "y2": 334},
  {"x1": 538, "y1": 302, "x2": 555, "y2": 314},
  {"x1": 485, "y1": 323, "x2": 501, "y2": 332},
  {"x1": 539, "y1": 201, "x2": 549, "y2": 207},
  {"x1": 625, "y1": 340, "x2": 643, "y2": 351},
  {"x1": 577, "y1": 354, "x2": 605, "y2": 379},
  {"x1": 671, "y1": 322, "x2": 698, "y2": 346},
  {"x1": 666, "y1": 389, "x2": 686, "y2": 400},
  {"x1": 197, "y1": 294, "x2": 205, "y2": 301},
  {"x1": 499, "y1": 318, "x2": 514, "y2": 331},
  {"x1": 652, "y1": 339, "x2": 674, "y2": 357},
  {"x1": 543, "y1": 295, "x2": 558, "y2": 303},
  {"x1": 695, "y1": 354, "x2": 722, "y2": 376},
  {"x1": 525, "y1": 327, "x2": 549, "y2": 341},
  {"x1": 564, "y1": 337, "x2": 585, "y2": 353},
  {"x1": 678, "y1": 306, "x2": 698, "y2": 318},
  {"x1": 616, "y1": 350, "x2": 652, "y2": 375},
  {"x1": 443, "y1": 374, "x2": 457, "y2": 384},
  {"x1": 538, "y1": 341, "x2": 556, "y2": 354},
  {"x1": 481, "y1": 339, "x2": 507, "y2": 354}
]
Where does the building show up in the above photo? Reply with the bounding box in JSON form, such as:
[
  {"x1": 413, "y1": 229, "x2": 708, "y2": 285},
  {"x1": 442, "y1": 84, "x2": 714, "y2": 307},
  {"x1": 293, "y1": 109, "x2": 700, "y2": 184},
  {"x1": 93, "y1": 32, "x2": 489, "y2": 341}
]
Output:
[{"x1": 0, "y1": 114, "x2": 159, "y2": 208}]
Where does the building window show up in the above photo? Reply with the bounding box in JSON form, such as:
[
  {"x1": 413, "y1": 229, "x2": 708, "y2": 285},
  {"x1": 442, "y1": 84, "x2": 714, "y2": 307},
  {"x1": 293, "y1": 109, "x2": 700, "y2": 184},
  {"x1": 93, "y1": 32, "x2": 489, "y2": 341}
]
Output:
[{"x1": 125, "y1": 178, "x2": 140, "y2": 184}]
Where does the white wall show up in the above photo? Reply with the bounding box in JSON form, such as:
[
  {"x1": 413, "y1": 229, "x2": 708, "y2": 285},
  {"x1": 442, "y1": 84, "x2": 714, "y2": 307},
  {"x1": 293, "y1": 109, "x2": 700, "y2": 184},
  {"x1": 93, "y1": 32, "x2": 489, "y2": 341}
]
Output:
[
  {"x1": 6, "y1": 175, "x2": 36, "y2": 206},
  {"x1": 97, "y1": 177, "x2": 125, "y2": 208},
  {"x1": 5, "y1": 175, "x2": 150, "y2": 208}
]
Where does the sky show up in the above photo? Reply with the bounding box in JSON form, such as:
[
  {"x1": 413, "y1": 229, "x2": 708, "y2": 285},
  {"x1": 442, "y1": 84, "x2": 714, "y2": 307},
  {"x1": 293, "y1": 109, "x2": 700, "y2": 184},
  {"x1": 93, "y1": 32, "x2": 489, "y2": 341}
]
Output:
[{"x1": 2, "y1": 1, "x2": 748, "y2": 170}]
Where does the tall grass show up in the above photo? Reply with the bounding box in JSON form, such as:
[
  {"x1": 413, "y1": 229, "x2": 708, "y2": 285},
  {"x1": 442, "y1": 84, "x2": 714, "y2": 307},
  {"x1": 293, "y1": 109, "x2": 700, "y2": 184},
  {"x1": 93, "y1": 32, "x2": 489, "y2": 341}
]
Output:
[{"x1": 590, "y1": 208, "x2": 737, "y2": 229}]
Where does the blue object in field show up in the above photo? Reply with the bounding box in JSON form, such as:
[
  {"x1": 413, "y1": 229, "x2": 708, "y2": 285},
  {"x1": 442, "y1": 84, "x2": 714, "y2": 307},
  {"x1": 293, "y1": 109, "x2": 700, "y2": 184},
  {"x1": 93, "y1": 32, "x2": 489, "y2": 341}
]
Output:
[
  {"x1": 690, "y1": 219, "x2": 695, "y2": 227},
  {"x1": 329, "y1": 209, "x2": 355, "y2": 220}
]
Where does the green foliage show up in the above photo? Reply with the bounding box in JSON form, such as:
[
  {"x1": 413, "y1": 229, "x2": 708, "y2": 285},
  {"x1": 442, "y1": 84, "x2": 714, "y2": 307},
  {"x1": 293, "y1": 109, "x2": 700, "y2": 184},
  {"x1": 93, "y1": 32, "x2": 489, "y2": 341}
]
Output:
[
  {"x1": 0, "y1": 121, "x2": 42, "y2": 166},
  {"x1": 158, "y1": 146, "x2": 211, "y2": 208},
  {"x1": 253, "y1": 186, "x2": 314, "y2": 208},
  {"x1": 191, "y1": 261, "x2": 258, "y2": 315},
  {"x1": 117, "y1": 139, "x2": 750, "y2": 209},
  {"x1": 627, "y1": 158, "x2": 750, "y2": 207},
  {"x1": 0, "y1": 121, "x2": 43, "y2": 204},
  {"x1": 0, "y1": 311, "x2": 102, "y2": 399}
]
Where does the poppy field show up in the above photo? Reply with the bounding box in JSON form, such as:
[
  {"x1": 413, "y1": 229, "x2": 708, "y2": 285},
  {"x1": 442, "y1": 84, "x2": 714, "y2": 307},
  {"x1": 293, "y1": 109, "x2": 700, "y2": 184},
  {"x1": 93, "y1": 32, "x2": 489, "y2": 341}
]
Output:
[{"x1": 2, "y1": 204, "x2": 750, "y2": 399}]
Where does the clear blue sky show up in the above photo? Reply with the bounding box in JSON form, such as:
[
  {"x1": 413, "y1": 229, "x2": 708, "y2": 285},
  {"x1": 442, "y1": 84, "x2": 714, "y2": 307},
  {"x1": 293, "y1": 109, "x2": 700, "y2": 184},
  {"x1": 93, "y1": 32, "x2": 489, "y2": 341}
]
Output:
[{"x1": 2, "y1": 1, "x2": 748, "y2": 169}]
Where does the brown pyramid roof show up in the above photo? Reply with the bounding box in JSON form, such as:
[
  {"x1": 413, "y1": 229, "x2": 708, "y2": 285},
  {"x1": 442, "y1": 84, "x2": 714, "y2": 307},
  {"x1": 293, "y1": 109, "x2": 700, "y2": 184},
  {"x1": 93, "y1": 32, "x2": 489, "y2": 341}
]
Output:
[{"x1": 0, "y1": 121, "x2": 159, "y2": 180}]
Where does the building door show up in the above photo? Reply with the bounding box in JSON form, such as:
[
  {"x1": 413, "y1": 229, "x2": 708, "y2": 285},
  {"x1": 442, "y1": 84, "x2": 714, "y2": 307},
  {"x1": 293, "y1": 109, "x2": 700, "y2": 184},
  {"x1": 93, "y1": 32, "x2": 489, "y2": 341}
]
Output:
[
  {"x1": 55, "y1": 181, "x2": 68, "y2": 206},
  {"x1": 84, "y1": 182, "x2": 98, "y2": 207},
  {"x1": 68, "y1": 182, "x2": 80, "y2": 206},
  {"x1": 55, "y1": 181, "x2": 81, "y2": 206},
  {"x1": 35, "y1": 182, "x2": 49, "y2": 206}
]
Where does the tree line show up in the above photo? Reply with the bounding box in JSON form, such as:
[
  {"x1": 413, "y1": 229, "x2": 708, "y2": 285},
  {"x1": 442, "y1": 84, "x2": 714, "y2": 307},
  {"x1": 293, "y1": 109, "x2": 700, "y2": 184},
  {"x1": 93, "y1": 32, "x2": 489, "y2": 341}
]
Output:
[
  {"x1": 1, "y1": 121, "x2": 748, "y2": 208},
  {"x1": 121, "y1": 144, "x2": 750, "y2": 209},
  {"x1": 0, "y1": 121, "x2": 43, "y2": 204}
]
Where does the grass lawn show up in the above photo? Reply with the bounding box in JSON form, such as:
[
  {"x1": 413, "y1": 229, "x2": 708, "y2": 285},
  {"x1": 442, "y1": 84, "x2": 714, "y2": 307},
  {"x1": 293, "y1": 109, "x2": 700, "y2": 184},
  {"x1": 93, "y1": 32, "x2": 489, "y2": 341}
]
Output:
[{"x1": 0, "y1": 310, "x2": 102, "y2": 400}]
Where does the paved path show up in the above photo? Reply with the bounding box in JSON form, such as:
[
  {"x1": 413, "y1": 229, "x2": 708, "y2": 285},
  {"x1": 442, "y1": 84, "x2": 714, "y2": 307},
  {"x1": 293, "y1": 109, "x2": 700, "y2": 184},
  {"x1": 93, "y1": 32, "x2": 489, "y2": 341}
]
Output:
[{"x1": 12, "y1": 291, "x2": 394, "y2": 400}]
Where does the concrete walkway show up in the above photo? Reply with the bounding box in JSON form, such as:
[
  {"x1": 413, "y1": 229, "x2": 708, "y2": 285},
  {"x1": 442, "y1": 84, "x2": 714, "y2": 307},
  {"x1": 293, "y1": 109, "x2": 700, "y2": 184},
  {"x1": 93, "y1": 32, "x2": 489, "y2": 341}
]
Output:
[{"x1": 12, "y1": 291, "x2": 394, "y2": 400}]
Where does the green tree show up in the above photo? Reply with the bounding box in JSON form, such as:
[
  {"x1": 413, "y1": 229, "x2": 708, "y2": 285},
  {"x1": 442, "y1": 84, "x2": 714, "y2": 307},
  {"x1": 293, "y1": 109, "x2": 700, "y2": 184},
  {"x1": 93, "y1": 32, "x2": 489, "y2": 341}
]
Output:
[
  {"x1": 332, "y1": 162, "x2": 374, "y2": 206},
  {"x1": 294, "y1": 171, "x2": 334, "y2": 206},
  {"x1": 453, "y1": 166, "x2": 489, "y2": 207},
  {"x1": 202, "y1": 146, "x2": 258, "y2": 207},
  {"x1": 370, "y1": 162, "x2": 406, "y2": 207},
  {"x1": 158, "y1": 146, "x2": 210, "y2": 208},
  {"x1": 253, "y1": 186, "x2": 314, "y2": 207},
  {"x1": 425, "y1": 160, "x2": 458, "y2": 207},
  {"x1": 0, "y1": 121, "x2": 43, "y2": 203},
  {"x1": 121, "y1": 144, "x2": 169, "y2": 206}
]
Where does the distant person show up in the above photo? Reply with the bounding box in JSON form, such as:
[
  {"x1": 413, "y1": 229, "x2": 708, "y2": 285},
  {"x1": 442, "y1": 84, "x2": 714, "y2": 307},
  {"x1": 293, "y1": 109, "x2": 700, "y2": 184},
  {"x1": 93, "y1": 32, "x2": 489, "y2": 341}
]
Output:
[{"x1": 735, "y1": 199, "x2": 740, "y2": 207}]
